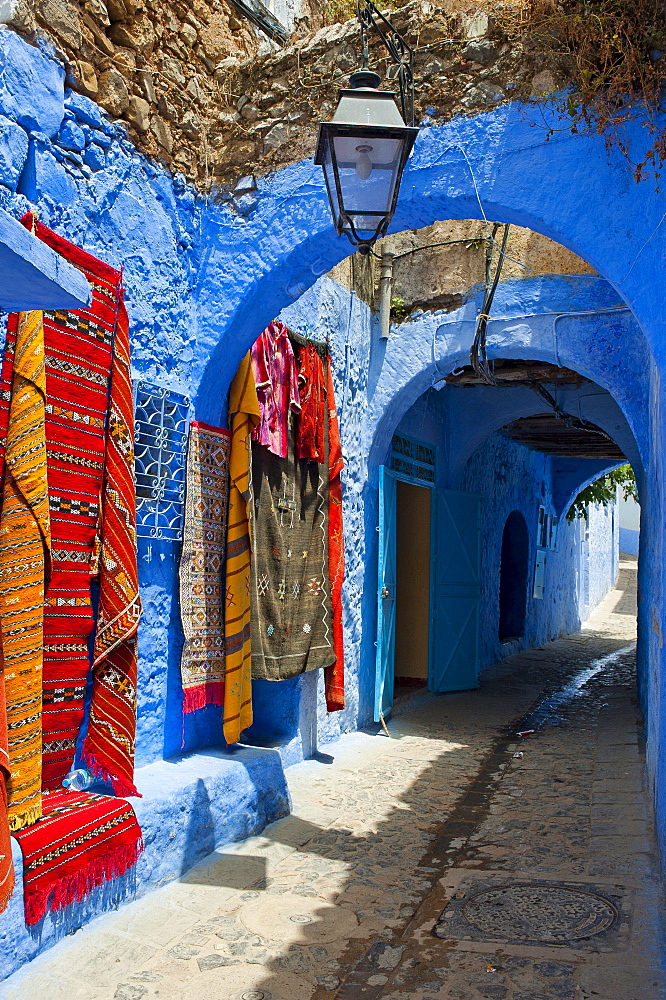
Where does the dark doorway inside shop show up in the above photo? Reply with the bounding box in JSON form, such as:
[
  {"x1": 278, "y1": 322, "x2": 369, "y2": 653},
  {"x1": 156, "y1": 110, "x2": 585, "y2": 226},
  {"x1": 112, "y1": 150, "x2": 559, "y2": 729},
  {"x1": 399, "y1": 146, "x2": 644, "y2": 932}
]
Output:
[
  {"x1": 394, "y1": 479, "x2": 430, "y2": 699},
  {"x1": 498, "y1": 510, "x2": 529, "y2": 642}
]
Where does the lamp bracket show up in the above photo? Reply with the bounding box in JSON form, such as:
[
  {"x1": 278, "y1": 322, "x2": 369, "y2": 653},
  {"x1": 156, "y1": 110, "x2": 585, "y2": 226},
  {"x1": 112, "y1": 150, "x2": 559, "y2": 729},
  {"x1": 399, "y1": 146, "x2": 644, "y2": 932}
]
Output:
[{"x1": 356, "y1": 0, "x2": 415, "y2": 126}]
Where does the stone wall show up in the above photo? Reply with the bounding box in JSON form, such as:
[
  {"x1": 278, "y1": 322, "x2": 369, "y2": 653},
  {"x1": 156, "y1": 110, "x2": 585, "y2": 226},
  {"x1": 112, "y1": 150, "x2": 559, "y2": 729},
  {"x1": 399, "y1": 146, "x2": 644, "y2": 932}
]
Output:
[
  {"x1": 0, "y1": 0, "x2": 317, "y2": 183},
  {"x1": 328, "y1": 220, "x2": 597, "y2": 316},
  {"x1": 0, "y1": 0, "x2": 563, "y2": 187}
]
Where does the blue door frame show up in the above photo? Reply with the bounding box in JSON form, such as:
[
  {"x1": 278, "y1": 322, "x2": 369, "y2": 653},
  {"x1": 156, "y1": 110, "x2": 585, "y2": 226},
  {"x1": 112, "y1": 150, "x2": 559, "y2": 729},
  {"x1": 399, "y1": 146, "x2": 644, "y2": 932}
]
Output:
[{"x1": 374, "y1": 466, "x2": 482, "y2": 721}]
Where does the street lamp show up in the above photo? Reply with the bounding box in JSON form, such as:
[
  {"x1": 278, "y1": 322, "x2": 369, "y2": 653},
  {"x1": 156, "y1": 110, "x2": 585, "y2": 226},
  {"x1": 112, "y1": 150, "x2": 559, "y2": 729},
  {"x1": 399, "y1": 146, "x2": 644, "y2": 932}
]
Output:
[{"x1": 314, "y1": 3, "x2": 419, "y2": 254}]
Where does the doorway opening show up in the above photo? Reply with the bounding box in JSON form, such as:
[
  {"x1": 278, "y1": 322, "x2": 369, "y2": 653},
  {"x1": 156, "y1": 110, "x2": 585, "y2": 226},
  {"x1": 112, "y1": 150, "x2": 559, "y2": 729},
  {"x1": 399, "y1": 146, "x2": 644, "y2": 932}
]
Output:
[
  {"x1": 498, "y1": 510, "x2": 529, "y2": 642},
  {"x1": 394, "y1": 479, "x2": 430, "y2": 700}
]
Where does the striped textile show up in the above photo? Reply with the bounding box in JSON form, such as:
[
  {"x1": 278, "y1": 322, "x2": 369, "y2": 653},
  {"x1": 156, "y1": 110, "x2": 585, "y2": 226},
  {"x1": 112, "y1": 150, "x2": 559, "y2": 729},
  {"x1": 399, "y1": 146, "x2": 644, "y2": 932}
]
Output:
[
  {"x1": 0, "y1": 218, "x2": 125, "y2": 792},
  {"x1": 82, "y1": 297, "x2": 141, "y2": 796},
  {"x1": 179, "y1": 421, "x2": 231, "y2": 713},
  {"x1": 0, "y1": 311, "x2": 51, "y2": 831},
  {"x1": 13, "y1": 788, "x2": 143, "y2": 926},
  {"x1": 223, "y1": 354, "x2": 259, "y2": 744}
]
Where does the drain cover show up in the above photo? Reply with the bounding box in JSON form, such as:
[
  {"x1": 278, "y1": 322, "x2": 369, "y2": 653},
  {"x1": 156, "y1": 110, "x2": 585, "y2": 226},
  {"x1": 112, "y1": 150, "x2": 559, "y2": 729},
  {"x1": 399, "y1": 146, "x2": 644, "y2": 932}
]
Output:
[{"x1": 456, "y1": 883, "x2": 617, "y2": 944}]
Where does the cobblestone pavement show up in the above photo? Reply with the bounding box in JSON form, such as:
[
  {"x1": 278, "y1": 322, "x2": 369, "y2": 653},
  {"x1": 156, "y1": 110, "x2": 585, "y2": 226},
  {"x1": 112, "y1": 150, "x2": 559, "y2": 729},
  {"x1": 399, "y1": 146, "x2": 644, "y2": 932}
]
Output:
[{"x1": 3, "y1": 556, "x2": 664, "y2": 1000}]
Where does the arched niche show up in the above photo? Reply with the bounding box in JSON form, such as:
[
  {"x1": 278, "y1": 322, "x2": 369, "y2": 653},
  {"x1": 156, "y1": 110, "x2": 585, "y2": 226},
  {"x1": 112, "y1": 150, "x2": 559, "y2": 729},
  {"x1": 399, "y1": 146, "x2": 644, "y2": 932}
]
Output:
[{"x1": 498, "y1": 510, "x2": 530, "y2": 643}]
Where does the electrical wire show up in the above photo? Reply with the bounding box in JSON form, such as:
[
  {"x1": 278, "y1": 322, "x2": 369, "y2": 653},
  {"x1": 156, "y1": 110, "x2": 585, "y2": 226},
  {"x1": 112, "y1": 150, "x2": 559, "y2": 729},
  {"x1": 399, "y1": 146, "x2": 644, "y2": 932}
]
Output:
[{"x1": 465, "y1": 223, "x2": 619, "y2": 449}]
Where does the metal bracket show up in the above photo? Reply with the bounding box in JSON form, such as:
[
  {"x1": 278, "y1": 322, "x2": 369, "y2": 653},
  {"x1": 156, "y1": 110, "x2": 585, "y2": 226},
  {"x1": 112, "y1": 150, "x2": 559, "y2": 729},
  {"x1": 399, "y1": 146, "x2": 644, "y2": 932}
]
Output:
[{"x1": 357, "y1": 0, "x2": 415, "y2": 126}]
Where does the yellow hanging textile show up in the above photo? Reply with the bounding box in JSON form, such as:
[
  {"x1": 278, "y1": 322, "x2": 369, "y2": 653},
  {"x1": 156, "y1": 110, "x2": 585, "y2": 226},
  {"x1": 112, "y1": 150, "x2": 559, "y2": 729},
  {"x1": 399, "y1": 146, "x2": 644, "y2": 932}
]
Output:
[
  {"x1": 0, "y1": 310, "x2": 51, "y2": 831},
  {"x1": 223, "y1": 353, "x2": 259, "y2": 744}
]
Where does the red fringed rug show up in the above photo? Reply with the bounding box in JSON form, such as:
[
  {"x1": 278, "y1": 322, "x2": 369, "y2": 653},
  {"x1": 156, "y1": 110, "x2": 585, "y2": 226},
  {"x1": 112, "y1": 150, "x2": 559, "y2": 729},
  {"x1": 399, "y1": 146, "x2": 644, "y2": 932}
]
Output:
[
  {"x1": 0, "y1": 215, "x2": 122, "y2": 790},
  {"x1": 0, "y1": 215, "x2": 140, "y2": 795},
  {"x1": 13, "y1": 788, "x2": 143, "y2": 926}
]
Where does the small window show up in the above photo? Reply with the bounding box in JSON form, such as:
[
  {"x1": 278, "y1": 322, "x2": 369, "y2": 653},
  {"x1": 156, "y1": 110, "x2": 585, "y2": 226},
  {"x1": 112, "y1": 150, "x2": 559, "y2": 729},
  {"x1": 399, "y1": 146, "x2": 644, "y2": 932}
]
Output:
[
  {"x1": 390, "y1": 433, "x2": 435, "y2": 484},
  {"x1": 134, "y1": 381, "x2": 191, "y2": 540},
  {"x1": 533, "y1": 550, "x2": 547, "y2": 600}
]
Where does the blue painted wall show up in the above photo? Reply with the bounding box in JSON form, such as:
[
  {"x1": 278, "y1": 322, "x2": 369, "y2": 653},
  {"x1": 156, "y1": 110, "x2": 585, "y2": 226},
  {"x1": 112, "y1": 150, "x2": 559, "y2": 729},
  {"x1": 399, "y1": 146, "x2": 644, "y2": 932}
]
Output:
[{"x1": 0, "y1": 23, "x2": 664, "y2": 976}]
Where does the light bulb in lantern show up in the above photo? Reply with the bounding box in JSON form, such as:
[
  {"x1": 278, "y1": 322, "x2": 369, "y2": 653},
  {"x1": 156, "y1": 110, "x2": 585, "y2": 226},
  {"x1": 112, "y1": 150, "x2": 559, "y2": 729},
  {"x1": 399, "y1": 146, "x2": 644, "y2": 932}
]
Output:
[{"x1": 355, "y1": 145, "x2": 373, "y2": 180}]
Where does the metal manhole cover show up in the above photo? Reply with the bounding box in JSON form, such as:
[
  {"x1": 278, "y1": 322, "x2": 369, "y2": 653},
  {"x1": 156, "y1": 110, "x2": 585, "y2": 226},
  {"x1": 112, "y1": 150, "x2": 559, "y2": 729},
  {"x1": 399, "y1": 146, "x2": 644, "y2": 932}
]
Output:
[{"x1": 461, "y1": 883, "x2": 617, "y2": 943}]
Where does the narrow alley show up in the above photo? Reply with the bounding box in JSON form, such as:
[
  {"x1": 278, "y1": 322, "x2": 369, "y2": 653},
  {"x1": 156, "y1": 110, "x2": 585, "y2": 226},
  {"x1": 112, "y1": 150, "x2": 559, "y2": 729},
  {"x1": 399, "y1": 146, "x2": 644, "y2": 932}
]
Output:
[{"x1": 1, "y1": 555, "x2": 660, "y2": 1000}]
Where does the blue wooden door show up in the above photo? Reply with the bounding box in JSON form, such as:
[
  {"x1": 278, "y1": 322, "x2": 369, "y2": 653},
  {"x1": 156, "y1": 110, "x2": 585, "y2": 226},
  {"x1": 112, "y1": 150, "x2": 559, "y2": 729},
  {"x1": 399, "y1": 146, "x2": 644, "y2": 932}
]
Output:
[
  {"x1": 429, "y1": 489, "x2": 482, "y2": 693},
  {"x1": 374, "y1": 466, "x2": 398, "y2": 722}
]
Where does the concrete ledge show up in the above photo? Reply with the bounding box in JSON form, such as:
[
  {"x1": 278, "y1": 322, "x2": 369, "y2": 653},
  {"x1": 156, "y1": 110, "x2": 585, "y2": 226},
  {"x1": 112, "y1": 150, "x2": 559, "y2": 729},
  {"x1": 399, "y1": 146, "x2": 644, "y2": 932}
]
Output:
[
  {"x1": 0, "y1": 207, "x2": 91, "y2": 311},
  {"x1": 0, "y1": 745, "x2": 290, "y2": 980}
]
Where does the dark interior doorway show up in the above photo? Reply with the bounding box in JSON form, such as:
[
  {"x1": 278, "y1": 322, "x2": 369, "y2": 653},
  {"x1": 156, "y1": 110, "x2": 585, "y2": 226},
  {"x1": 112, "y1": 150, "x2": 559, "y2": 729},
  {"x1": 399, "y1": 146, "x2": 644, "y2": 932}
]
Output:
[
  {"x1": 499, "y1": 510, "x2": 529, "y2": 643},
  {"x1": 394, "y1": 479, "x2": 430, "y2": 698}
]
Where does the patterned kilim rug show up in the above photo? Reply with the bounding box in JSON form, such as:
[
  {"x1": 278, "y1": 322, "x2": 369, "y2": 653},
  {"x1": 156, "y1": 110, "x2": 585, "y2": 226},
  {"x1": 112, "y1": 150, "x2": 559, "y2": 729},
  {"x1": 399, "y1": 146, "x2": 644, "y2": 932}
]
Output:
[
  {"x1": 0, "y1": 216, "x2": 140, "y2": 796},
  {"x1": 291, "y1": 334, "x2": 345, "y2": 709},
  {"x1": 0, "y1": 219, "x2": 118, "y2": 791},
  {"x1": 250, "y1": 419, "x2": 335, "y2": 681},
  {"x1": 223, "y1": 354, "x2": 259, "y2": 744},
  {"x1": 0, "y1": 311, "x2": 51, "y2": 831},
  {"x1": 82, "y1": 284, "x2": 141, "y2": 797},
  {"x1": 179, "y1": 421, "x2": 231, "y2": 713},
  {"x1": 13, "y1": 788, "x2": 143, "y2": 925}
]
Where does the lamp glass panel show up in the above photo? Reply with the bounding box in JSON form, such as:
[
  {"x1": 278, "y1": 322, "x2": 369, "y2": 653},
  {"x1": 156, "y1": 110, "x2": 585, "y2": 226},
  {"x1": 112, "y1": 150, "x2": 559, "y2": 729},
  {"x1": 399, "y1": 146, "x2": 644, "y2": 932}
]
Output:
[
  {"x1": 333, "y1": 134, "x2": 402, "y2": 215},
  {"x1": 344, "y1": 213, "x2": 386, "y2": 237},
  {"x1": 320, "y1": 134, "x2": 343, "y2": 230}
]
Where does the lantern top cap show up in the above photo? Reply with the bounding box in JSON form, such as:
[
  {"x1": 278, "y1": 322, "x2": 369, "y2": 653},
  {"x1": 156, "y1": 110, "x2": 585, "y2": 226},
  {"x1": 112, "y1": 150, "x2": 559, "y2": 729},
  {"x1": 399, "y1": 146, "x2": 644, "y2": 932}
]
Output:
[{"x1": 349, "y1": 69, "x2": 382, "y2": 89}]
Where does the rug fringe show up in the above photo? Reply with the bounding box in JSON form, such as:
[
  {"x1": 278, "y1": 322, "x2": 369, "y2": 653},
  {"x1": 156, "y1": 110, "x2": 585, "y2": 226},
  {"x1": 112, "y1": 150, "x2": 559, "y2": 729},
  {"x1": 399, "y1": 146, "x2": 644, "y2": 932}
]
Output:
[
  {"x1": 183, "y1": 682, "x2": 225, "y2": 714},
  {"x1": 8, "y1": 802, "x2": 41, "y2": 834},
  {"x1": 24, "y1": 835, "x2": 143, "y2": 926},
  {"x1": 80, "y1": 749, "x2": 141, "y2": 798}
]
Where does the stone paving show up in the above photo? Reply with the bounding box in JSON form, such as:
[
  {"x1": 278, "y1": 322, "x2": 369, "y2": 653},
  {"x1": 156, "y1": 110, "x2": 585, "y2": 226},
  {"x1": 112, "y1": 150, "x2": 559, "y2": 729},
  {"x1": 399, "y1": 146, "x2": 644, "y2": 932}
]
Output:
[{"x1": 2, "y1": 556, "x2": 664, "y2": 1000}]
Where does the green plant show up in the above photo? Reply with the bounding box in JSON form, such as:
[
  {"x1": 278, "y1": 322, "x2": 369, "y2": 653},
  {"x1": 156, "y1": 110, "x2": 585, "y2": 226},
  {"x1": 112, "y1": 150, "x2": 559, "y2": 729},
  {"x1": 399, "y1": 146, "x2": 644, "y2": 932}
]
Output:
[
  {"x1": 390, "y1": 295, "x2": 408, "y2": 321},
  {"x1": 566, "y1": 463, "x2": 638, "y2": 521}
]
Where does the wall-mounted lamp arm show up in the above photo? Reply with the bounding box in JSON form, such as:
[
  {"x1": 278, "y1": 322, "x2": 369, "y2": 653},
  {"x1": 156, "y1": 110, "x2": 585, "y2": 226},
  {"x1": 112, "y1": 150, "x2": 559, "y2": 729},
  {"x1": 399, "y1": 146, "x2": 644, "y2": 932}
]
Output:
[{"x1": 356, "y1": 0, "x2": 415, "y2": 126}]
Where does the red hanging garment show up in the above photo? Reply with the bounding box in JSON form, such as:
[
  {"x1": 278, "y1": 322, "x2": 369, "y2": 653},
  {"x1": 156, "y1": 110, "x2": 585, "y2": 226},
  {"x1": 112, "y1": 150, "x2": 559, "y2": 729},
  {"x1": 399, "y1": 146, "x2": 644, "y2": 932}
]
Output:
[{"x1": 324, "y1": 357, "x2": 345, "y2": 712}]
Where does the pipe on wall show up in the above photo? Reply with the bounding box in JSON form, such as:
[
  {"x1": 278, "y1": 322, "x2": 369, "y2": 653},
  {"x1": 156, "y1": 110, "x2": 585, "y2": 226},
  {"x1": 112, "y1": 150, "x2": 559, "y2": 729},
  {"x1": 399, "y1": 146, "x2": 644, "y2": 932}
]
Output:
[{"x1": 378, "y1": 250, "x2": 394, "y2": 339}]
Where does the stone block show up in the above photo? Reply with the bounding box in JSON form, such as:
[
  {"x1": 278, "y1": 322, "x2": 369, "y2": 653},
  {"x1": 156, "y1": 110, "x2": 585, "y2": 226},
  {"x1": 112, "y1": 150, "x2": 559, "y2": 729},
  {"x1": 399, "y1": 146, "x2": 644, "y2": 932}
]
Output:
[
  {"x1": 0, "y1": 113, "x2": 28, "y2": 190},
  {"x1": 531, "y1": 70, "x2": 557, "y2": 98},
  {"x1": 150, "y1": 116, "x2": 173, "y2": 153},
  {"x1": 65, "y1": 91, "x2": 112, "y2": 133},
  {"x1": 126, "y1": 95, "x2": 150, "y2": 132},
  {"x1": 137, "y1": 69, "x2": 156, "y2": 104},
  {"x1": 56, "y1": 117, "x2": 85, "y2": 151},
  {"x1": 460, "y1": 82, "x2": 504, "y2": 108},
  {"x1": 82, "y1": 142, "x2": 106, "y2": 171},
  {"x1": 180, "y1": 111, "x2": 202, "y2": 141},
  {"x1": 109, "y1": 14, "x2": 155, "y2": 53},
  {"x1": 71, "y1": 59, "x2": 98, "y2": 97},
  {"x1": 39, "y1": 0, "x2": 82, "y2": 48},
  {"x1": 162, "y1": 55, "x2": 186, "y2": 86},
  {"x1": 180, "y1": 21, "x2": 197, "y2": 46},
  {"x1": 87, "y1": 0, "x2": 109, "y2": 25},
  {"x1": 462, "y1": 38, "x2": 498, "y2": 66},
  {"x1": 98, "y1": 68, "x2": 130, "y2": 115},
  {"x1": 107, "y1": 0, "x2": 130, "y2": 20},
  {"x1": 18, "y1": 136, "x2": 78, "y2": 205},
  {"x1": 263, "y1": 122, "x2": 288, "y2": 151},
  {"x1": 0, "y1": 27, "x2": 65, "y2": 136},
  {"x1": 0, "y1": 0, "x2": 32, "y2": 28}
]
